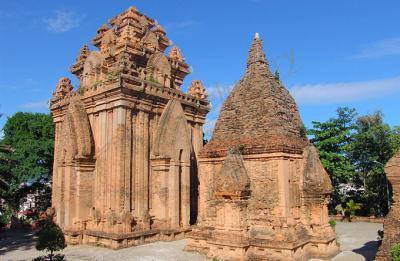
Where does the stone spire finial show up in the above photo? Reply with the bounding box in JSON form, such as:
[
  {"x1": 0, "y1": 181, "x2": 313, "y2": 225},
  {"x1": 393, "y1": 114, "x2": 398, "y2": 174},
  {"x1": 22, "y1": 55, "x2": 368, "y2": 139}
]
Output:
[
  {"x1": 202, "y1": 35, "x2": 305, "y2": 156},
  {"x1": 54, "y1": 77, "x2": 73, "y2": 99},
  {"x1": 246, "y1": 34, "x2": 269, "y2": 70},
  {"x1": 188, "y1": 80, "x2": 208, "y2": 100},
  {"x1": 76, "y1": 45, "x2": 90, "y2": 62},
  {"x1": 169, "y1": 46, "x2": 184, "y2": 62}
]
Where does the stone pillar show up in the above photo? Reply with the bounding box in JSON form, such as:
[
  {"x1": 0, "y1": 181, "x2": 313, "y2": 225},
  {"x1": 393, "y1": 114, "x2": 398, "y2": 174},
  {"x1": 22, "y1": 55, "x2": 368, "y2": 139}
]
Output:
[
  {"x1": 278, "y1": 158, "x2": 290, "y2": 217},
  {"x1": 106, "y1": 109, "x2": 113, "y2": 210},
  {"x1": 131, "y1": 112, "x2": 137, "y2": 212},
  {"x1": 113, "y1": 107, "x2": 127, "y2": 212},
  {"x1": 99, "y1": 110, "x2": 108, "y2": 213},
  {"x1": 75, "y1": 160, "x2": 95, "y2": 225},
  {"x1": 150, "y1": 158, "x2": 170, "y2": 224},
  {"x1": 143, "y1": 112, "x2": 149, "y2": 214},
  {"x1": 64, "y1": 163, "x2": 76, "y2": 229},
  {"x1": 56, "y1": 162, "x2": 65, "y2": 226},
  {"x1": 134, "y1": 110, "x2": 149, "y2": 218},
  {"x1": 169, "y1": 160, "x2": 180, "y2": 228},
  {"x1": 124, "y1": 110, "x2": 132, "y2": 211},
  {"x1": 181, "y1": 162, "x2": 191, "y2": 227}
]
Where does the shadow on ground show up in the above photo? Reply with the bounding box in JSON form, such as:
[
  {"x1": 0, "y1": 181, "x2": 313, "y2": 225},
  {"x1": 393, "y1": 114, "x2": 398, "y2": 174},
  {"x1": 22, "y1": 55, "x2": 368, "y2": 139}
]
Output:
[
  {"x1": 0, "y1": 229, "x2": 37, "y2": 255},
  {"x1": 352, "y1": 240, "x2": 381, "y2": 261}
]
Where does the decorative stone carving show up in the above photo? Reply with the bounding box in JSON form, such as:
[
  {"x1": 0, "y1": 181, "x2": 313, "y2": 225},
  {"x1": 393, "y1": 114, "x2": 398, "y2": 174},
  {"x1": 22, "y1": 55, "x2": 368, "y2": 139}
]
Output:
[
  {"x1": 53, "y1": 77, "x2": 73, "y2": 99},
  {"x1": 81, "y1": 51, "x2": 102, "y2": 87},
  {"x1": 146, "y1": 51, "x2": 172, "y2": 87},
  {"x1": 188, "y1": 80, "x2": 208, "y2": 100},
  {"x1": 169, "y1": 46, "x2": 184, "y2": 62}
]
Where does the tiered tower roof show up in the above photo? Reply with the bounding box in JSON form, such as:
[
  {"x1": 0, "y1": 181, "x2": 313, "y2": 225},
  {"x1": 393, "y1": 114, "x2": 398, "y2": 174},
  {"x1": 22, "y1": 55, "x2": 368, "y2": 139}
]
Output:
[{"x1": 51, "y1": 6, "x2": 209, "y2": 112}]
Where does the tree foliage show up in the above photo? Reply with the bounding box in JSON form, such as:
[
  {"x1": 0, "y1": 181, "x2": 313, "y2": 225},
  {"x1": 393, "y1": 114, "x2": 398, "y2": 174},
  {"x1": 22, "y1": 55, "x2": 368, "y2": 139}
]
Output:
[
  {"x1": 307, "y1": 107, "x2": 356, "y2": 208},
  {"x1": 35, "y1": 216, "x2": 66, "y2": 261},
  {"x1": 348, "y1": 111, "x2": 400, "y2": 215},
  {"x1": 0, "y1": 112, "x2": 54, "y2": 218},
  {"x1": 308, "y1": 108, "x2": 400, "y2": 216}
]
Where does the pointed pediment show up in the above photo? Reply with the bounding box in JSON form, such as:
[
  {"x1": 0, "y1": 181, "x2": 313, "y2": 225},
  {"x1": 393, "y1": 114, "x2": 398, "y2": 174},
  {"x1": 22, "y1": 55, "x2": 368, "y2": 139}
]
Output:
[
  {"x1": 153, "y1": 99, "x2": 192, "y2": 161},
  {"x1": 214, "y1": 150, "x2": 250, "y2": 199},
  {"x1": 302, "y1": 145, "x2": 332, "y2": 194}
]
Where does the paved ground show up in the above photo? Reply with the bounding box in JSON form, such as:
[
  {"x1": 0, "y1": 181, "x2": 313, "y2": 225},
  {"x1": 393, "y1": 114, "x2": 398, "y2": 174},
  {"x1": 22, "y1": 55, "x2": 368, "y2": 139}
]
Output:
[
  {"x1": 0, "y1": 222, "x2": 382, "y2": 261},
  {"x1": 330, "y1": 222, "x2": 383, "y2": 261}
]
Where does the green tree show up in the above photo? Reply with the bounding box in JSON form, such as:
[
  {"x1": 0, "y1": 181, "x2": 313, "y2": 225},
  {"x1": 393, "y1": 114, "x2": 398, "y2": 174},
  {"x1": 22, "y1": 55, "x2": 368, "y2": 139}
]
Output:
[
  {"x1": 348, "y1": 111, "x2": 400, "y2": 216},
  {"x1": 36, "y1": 217, "x2": 66, "y2": 261},
  {"x1": 0, "y1": 112, "x2": 54, "y2": 218},
  {"x1": 307, "y1": 107, "x2": 357, "y2": 209}
]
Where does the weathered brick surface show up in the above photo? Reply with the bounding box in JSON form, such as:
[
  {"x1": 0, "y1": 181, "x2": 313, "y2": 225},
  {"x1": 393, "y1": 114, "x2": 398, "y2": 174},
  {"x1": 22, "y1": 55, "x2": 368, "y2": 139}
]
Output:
[
  {"x1": 203, "y1": 36, "x2": 307, "y2": 158},
  {"x1": 187, "y1": 35, "x2": 339, "y2": 261},
  {"x1": 376, "y1": 151, "x2": 400, "y2": 260},
  {"x1": 49, "y1": 6, "x2": 210, "y2": 249}
]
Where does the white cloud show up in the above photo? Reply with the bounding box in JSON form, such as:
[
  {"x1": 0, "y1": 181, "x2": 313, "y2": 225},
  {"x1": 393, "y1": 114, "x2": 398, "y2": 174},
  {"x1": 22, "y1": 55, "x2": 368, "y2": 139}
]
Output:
[
  {"x1": 204, "y1": 118, "x2": 217, "y2": 138},
  {"x1": 19, "y1": 100, "x2": 49, "y2": 110},
  {"x1": 353, "y1": 37, "x2": 400, "y2": 59},
  {"x1": 44, "y1": 10, "x2": 83, "y2": 33},
  {"x1": 290, "y1": 76, "x2": 400, "y2": 105}
]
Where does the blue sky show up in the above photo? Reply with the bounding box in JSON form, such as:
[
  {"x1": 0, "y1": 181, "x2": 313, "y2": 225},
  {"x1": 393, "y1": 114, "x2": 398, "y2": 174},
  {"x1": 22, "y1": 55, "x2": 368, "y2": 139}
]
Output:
[{"x1": 1, "y1": 0, "x2": 399, "y2": 138}]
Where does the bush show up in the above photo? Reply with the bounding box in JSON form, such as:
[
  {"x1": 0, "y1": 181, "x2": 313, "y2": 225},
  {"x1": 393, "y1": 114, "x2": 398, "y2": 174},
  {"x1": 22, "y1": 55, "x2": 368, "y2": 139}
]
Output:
[
  {"x1": 329, "y1": 220, "x2": 336, "y2": 228},
  {"x1": 344, "y1": 200, "x2": 362, "y2": 219},
  {"x1": 35, "y1": 219, "x2": 66, "y2": 261},
  {"x1": 391, "y1": 243, "x2": 400, "y2": 261}
]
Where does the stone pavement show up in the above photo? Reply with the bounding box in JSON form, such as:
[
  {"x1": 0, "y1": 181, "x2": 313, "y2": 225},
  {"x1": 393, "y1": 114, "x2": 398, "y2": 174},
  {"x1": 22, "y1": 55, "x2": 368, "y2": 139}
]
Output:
[
  {"x1": 312, "y1": 221, "x2": 383, "y2": 261},
  {"x1": 0, "y1": 221, "x2": 382, "y2": 261}
]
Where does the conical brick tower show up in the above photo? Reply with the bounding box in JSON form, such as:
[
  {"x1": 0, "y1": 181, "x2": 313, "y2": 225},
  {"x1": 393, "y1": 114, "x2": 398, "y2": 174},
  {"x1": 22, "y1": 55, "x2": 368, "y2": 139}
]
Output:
[{"x1": 186, "y1": 34, "x2": 339, "y2": 261}]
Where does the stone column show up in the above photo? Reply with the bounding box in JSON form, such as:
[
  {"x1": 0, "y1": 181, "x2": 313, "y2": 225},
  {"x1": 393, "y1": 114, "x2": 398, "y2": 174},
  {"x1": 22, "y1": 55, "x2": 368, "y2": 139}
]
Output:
[
  {"x1": 278, "y1": 158, "x2": 290, "y2": 218},
  {"x1": 99, "y1": 110, "x2": 108, "y2": 213},
  {"x1": 64, "y1": 162, "x2": 76, "y2": 229},
  {"x1": 106, "y1": 109, "x2": 113, "y2": 210},
  {"x1": 131, "y1": 112, "x2": 137, "y2": 212},
  {"x1": 169, "y1": 160, "x2": 180, "y2": 228},
  {"x1": 124, "y1": 110, "x2": 132, "y2": 211},
  {"x1": 150, "y1": 158, "x2": 170, "y2": 223},
  {"x1": 113, "y1": 107, "x2": 127, "y2": 212},
  {"x1": 143, "y1": 112, "x2": 149, "y2": 214},
  {"x1": 75, "y1": 160, "x2": 95, "y2": 225},
  {"x1": 181, "y1": 161, "x2": 191, "y2": 228}
]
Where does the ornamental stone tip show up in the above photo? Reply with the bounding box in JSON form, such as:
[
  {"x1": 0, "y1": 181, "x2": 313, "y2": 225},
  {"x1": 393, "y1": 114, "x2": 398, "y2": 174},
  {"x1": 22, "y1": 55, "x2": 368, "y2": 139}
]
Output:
[{"x1": 255, "y1": 32, "x2": 260, "y2": 39}]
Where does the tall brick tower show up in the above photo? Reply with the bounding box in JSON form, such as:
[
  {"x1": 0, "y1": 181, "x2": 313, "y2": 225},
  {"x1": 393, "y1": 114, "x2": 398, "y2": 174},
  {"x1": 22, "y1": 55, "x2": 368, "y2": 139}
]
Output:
[{"x1": 50, "y1": 7, "x2": 210, "y2": 248}]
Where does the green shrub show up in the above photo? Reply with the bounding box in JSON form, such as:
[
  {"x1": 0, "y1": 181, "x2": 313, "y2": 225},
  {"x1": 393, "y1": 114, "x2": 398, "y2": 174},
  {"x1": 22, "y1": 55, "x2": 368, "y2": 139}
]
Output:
[
  {"x1": 391, "y1": 243, "x2": 400, "y2": 261},
  {"x1": 344, "y1": 200, "x2": 362, "y2": 219},
  {"x1": 329, "y1": 220, "x2": 336, "y2": 228},
  {"x1": 35, "y1": 221, "x2": 66, "y2": 261}
]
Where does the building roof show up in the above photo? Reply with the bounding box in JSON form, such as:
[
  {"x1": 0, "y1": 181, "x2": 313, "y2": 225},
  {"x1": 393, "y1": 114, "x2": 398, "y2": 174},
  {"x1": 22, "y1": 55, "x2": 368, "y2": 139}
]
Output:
[{"x1": 202, "y1": 34, "x2": 308, "y2": 157}]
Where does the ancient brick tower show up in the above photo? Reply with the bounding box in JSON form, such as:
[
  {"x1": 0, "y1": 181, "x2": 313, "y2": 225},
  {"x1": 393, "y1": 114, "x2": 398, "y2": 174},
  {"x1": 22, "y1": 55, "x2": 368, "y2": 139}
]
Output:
[
  {"x1": 49, "y1": 7, "x2": 210, "y2": 248},
  {"x1": 375, "y1": 150, "x2": 400, "y2": 261},
  {"x1": 185, "y1": 34, "x2": 339, "y2": 260}
]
